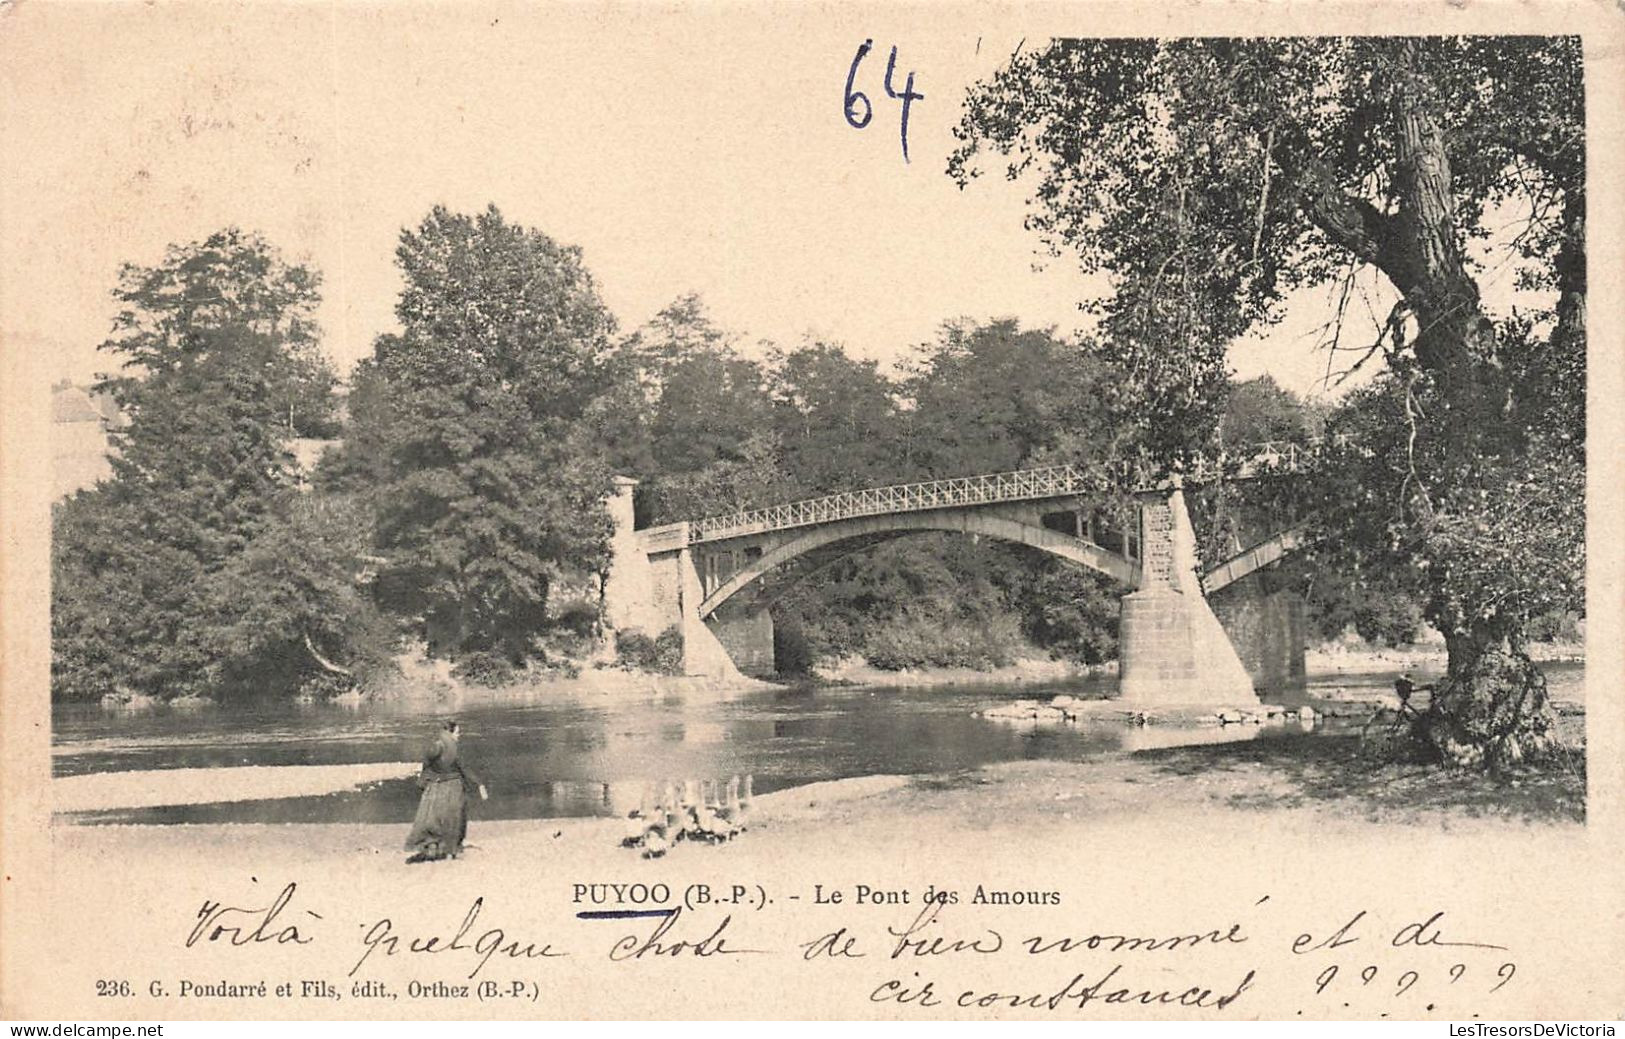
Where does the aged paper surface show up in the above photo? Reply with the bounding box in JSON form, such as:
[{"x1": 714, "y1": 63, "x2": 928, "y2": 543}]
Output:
[{"x1": 2, "y1": 0, "x2": 1622, "y2": 1022}]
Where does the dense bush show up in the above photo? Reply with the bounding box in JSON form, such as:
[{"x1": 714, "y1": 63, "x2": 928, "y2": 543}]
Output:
[
  {"x1": 1017, "y1": 565, "x2": 1121, "y2": 664},
  {"x1": 861, "y1": 606, "x2": 1024, "y2": 671},
  {"x1": 552, "y1": 597, "x2": 602, "y2": 639},
  {"x1": 450, "y1": 651, "x2": 519, "y2": 687},
  {"x1": 614, "y1": 627, "x2": 684, "y2": 675},
  {"x1": 771, "y1": 611, "x2": 817, "y2": 676}
]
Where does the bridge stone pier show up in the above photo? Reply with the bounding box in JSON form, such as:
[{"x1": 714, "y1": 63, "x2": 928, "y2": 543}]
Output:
[
  {"x1": 600, "y1": 478, "x2": 747, "y2": 681},
  {"x1": 602, "y1": 466, "x2": 1303, "y2": 704},
  {"x1": 1117, "y1": 485, "x2": 1258, "y2": 706},
  {"x1": 1209, "y1": 573, "x2": 1308, "y2": 693}
]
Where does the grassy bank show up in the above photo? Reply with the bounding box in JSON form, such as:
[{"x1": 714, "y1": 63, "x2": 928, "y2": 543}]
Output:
[{"x1": 1305, "y1": 637, "x2": 1585, "y2": 674}]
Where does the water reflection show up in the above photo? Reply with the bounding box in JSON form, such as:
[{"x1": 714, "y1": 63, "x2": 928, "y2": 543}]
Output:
[{"x1": 52, "y1": 662, "x2": 1584, "y2": 826}]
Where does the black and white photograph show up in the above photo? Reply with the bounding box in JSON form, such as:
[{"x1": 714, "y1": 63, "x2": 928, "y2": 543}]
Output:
[{"x1": 1, "y1": 2, "x2": 1619, "y2": 1025}]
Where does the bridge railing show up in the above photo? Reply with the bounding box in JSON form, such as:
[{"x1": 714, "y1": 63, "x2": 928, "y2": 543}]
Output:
[
  {"x1": 687, "y1": 465, "x2": 1101, "y2": 543},
  {"x1": 684, "y1": 434, "x2": 1359, "y2": 544},
  {"x1": 1187, "y1": 433, "x2": 1359, "y2": 482}
]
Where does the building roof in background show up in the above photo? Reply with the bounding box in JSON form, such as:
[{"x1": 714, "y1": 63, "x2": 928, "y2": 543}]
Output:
[
  {"x1": 51, "y1": 385, "x2": 103, "y2": 423},
  {"x1": 51, "y1": 382, "x2": 125, "y2": 426}
]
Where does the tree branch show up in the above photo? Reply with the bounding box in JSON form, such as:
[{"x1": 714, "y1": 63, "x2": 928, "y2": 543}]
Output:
[
  {"x1": 1251, "y1": 128, "x2": 1275, "y2": 262},
  {"x1": 1294, "y1": 161, "x2": 1416, "y2": 288},
  {"x1": 304, "y1": 631, "x2": 354, "y2": 677},
  {"x1": 1489, "y1": 131, "x2": 1581, "y2": 185}
]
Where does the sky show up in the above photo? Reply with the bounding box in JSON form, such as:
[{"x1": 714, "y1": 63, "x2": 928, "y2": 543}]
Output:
[{"x1": 2, "y1": 4, "x2": 1520, "y2": 402}]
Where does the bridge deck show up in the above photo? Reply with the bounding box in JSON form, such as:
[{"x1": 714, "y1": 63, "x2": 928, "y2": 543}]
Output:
[
  {"x1": 685, "y1": 438, "x2": 1344, "y2": 544},
  {"x1": 686, "y1": 466, "x2": 1094, "y2": 543}
]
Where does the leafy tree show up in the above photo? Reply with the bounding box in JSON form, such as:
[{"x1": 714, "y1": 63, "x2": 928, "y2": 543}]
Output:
[
  {"x1": 618, "y1": 297, "x2": 790, "y2": 524},
  {"x1": 904, "y1": 320, "x2": 1119, "y2": 477},
  {"x1": 579, "y1": 351, "x2": 659, "y2": 487},
  {"x1": 51, "y1": 231, "x2": 357, "y2": 701},
  {"x1": 769, "y1": 341, "x2": 901, "y2": 493},
  {"x1": 97, "y1": 228, "x2": 339, "y2": 437},
  {"x1": 350, "y1": 205, "x2": 617, "y2": 676},
  {"x1": 647, "y1": 345, "x2": 773, "y2": 479},
  {"x1": 53, "y1": 487, "x2": 219, "y2": 701},
  {"x1": 310, "y1": 358, "x2": 394, "y2": 496},
  {"x1": 644, "y1": 432, "x2": 801, "y2": 527},
  {"x1": 952, "y1": 36, "x2": 1583, "y2": 768},
  {"x1": 624, "y1": 292, "x2": 733, "y2": 386},
  {"x1": 1220, "y1": 376, "x2": 1322, "y2": 448},
  {"x1": 194, "y1": 494, "x2": 395, "y2": 699}
]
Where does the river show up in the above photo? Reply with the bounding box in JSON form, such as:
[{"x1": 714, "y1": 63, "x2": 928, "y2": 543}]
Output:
[{"x1": 52, "y1": 661, "x2": 1584, "y2": 825}]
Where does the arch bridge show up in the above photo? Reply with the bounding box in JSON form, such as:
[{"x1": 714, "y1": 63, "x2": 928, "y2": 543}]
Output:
[{"x1": 602, "y1": 449, "x2": 1324, "y2": 706}]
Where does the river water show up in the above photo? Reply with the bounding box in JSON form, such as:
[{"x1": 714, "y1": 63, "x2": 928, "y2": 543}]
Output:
[{"x1": 52, "y1": 662, "x2": 1584, "y2": 826}]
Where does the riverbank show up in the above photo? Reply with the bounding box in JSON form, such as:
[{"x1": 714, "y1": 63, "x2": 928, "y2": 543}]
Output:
[
  {"x1": 81, "y1": 637, "x2": 1586, "y2": 714},
  {"x1": 88, "y1": 654, "x2": 1100, "y2": 715},
  {"x1": 813, "y1": 654, "x2": 1102, "y2": 689},
  {"x1": 397, "y1": 664, "x2": 780, "y2": 704},
  {"x1": 53, "y1": 733, "x2": 1584, "y2": 868},
  {"x1": 90, "y1": 660, "x2": 780, "y2": 714},
  {"x1": 54, "y1": 762, "x2": 421, "y2": 814},
  {"x1": 1306, "y1": 637, "x2": 1585, "y2": 675}
]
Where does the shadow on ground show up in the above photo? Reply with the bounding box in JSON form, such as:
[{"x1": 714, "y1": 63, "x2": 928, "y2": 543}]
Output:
[
  {"x1": 1133, "y1": 734, "x2": 1586, "y2": 825},
  {"x1": 910, "y1": 770, "x2": 995, "y2": 794}
]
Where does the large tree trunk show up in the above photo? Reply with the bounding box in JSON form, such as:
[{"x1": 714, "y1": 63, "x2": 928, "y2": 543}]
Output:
[
  {"x1": 1246, "y1": 41, "x2": 1573, "y2": 770},
  {"x1": 1381, "y1": 41, "x2": 1558, "y2": 769},
  {"x1": 1423, "y1": 626, "x2": 1556, "y2": 770},
  {"x1": 1387, "y1": 41, "x2": 1507, "y2": 425},
  {"x1": 1553, "y1": 199, "x2": 1586, "y2": 357}
]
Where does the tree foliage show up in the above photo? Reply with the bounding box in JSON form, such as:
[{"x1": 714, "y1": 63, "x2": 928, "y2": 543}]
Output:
[
  {"x1": 98, "y1": 228, "x2": 339, "y2": 437},
  {"x1": 903, "y1": 319, "x2": 1123, "y2": 477},
  {"x1": 344, "y1": 205, "x2": 619, "y2": 677},
  {"x1": 953, "y1": 36, "x2": 1584, "y2": 767},
  {"x1": 193, "y1": 494, "x2": 395, "y2": 698},
  {"x1": 58, "y1": 152, "x2": 1585, "y2": 710},
  {"x1": 52, "y1": 231, "x2": 361, "y2": 702},
  {"x1": 769, "y1": 341, "x2": 902, "y2": 494}
]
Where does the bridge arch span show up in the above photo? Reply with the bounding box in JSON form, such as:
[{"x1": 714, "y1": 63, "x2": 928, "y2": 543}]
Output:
[
  {"x1": 1200, "y1": 526, "x2": 1314, "y2": 596},
  {"x1": 697, "y1": 509, "x2": 1139, "y2": 618}
]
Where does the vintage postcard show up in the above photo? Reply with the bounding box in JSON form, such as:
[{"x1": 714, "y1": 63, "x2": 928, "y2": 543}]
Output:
[{"x1": 2, "y1": 0, "x2": 1622, "y2": 1023}]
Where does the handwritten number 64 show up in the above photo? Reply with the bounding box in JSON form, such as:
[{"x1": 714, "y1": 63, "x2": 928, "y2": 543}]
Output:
[{"x1": 844, "y1": 39, "x2": 924, "y2": 163}]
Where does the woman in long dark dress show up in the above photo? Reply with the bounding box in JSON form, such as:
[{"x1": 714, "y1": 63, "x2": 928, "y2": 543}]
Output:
[{"x1": 405, "y1": 720, "x2": 487, "y2": 863}]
